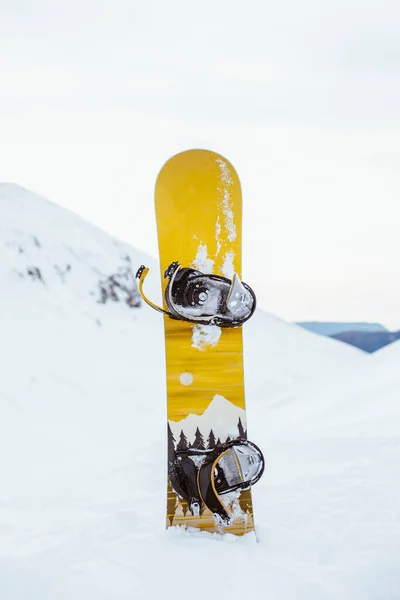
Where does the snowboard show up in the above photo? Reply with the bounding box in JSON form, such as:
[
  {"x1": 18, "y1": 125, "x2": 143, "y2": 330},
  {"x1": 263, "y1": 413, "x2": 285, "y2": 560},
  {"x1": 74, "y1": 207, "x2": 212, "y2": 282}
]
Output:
[{"x1": 137, "y1": 149, "x2": 263, "y2": 536}]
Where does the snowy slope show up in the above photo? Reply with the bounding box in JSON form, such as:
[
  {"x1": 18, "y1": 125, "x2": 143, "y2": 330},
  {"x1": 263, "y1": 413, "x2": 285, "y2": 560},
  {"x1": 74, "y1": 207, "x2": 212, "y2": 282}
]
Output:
[
  {"x1": 244, "y1": 310, "x2": 366, "y2": 409},
  {"x1": 1, "y1": 184, "x2": 399, "y2": 599},
  {"x1": 373, "y1": 338, "x2": 400, "y2": 367},
  {"x1": 0, "y1": 182, "x2": 158, "y2": 308},
  {"x1": 0, "y1": 183, "x2": 366, "y2": 402}
]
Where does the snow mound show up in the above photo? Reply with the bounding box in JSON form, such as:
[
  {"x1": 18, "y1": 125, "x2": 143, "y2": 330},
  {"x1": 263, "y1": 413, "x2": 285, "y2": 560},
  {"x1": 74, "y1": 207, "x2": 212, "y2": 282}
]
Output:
[
  {"x1": 373, "y1": 338, "x2": 400, "y2": 365},
  {"x1": 1, "y1": 183, "x2": 398, "y2": 599},
  {"x1": 244, "y1": 309, "x2": 366, "y2": 411}
]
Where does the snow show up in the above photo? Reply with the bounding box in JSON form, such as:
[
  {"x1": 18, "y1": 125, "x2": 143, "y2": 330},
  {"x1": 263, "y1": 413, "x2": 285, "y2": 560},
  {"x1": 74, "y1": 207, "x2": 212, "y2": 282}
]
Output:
[
  {"x1": 222, "y1": 249, "x2": 235, "y2": 278},
  {"x1": 215, "y1": 215, "x2": 222, "y2": 257},
  {"x1": 1, "y1": 183, "x2": 399, "y2": 599},
  {"x1": 191, "y1": 242, "x2": 214, "y2": 272},
  {"x1": 217, "y1": 158, "x2": 237, "y2": 243},
  {"x1": 191, "y1": 323, "x2": 222, "y2": 350},
  {"x1": 243, "y1": 309, "x2": 367, "y2": 409},
  {"x1": 373, "y1": 338, "x2": 400, "y2": 367}
]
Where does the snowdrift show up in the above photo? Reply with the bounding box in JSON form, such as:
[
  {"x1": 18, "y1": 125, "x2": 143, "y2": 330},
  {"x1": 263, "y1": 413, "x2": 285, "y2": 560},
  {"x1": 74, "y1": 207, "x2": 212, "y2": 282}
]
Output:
[{"x1": 0, "y1": 184, "x2": 398, "y2": 599}]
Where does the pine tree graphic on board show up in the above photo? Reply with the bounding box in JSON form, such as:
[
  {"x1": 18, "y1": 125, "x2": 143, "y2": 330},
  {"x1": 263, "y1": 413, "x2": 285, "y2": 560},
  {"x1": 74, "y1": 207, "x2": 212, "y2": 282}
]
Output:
[
  {"x1": 176, "y1": 430, "x2": 189, "y2": 451},
  {"x1": 207, "y1": 429, "x2": 216, "y2": 449},
  {"x1": 192, "y1": 427, "x2": 205, "y2": 449},
  {"x1": 237, "y1": 417, "x2": 246, "y2": 439}
]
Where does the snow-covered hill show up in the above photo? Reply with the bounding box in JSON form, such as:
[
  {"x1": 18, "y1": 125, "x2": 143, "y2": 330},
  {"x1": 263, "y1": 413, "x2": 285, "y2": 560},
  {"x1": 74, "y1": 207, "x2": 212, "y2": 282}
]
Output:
[
  {"x1": 0, "y1": 184, "x2": 398, "y2": 599},
  {"x1": 0, "y1": 182, "x2": 156, "y2": 308},
  {"x1": 244, "y1": 309, "x2": 366, "y2": 409},
  {"x1": 0, "y1": 183, "x2": 366, "y2": 399},
  {"x1": 374, "y1": 338, "x2": 400, "y2": 366}
]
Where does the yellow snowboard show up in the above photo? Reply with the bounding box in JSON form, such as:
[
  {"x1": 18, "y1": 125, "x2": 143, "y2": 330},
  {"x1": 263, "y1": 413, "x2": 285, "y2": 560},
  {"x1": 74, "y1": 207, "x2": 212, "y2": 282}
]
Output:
[{"x1": 137, "y1": 149, "x2": 263, "y2": 536}]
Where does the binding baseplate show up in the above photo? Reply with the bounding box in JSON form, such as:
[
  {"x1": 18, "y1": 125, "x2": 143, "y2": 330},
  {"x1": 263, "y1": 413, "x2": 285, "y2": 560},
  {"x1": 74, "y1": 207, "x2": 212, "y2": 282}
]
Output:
[{"x1": 136, "y1": 262, "x2": 256, "y2": 328}]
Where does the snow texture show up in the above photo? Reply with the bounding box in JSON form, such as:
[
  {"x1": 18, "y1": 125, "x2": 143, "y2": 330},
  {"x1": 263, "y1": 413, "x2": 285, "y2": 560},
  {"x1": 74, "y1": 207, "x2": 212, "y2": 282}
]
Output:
[
  {"x1": 1, "y1": 183, "x2": 399, "y2": 600},
  {"x1": 187, "y1": 455, "x2": 208, "y2": 468},
  {"x1": 222, "y1": 250, "x2": 235, "y2": 278},
  {"x1": 215, "y1": 216, "x2": 221, "y2": 257},
  {"x1": 191, "y1": 323, "x2": 222, "y2": 350},
  {"x1": 191, "y1": 243, "x2": 214, "y2": 273},
  {"x1": 217, "y1": 158, "x2": 237, "y2": 243}
]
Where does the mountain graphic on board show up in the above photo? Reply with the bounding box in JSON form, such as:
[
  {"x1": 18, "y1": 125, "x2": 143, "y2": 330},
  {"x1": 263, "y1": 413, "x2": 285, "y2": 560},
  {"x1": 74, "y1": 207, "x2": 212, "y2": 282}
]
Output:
[{"x1": 168, "y1": 394, "x2": 246, "y2": 442}]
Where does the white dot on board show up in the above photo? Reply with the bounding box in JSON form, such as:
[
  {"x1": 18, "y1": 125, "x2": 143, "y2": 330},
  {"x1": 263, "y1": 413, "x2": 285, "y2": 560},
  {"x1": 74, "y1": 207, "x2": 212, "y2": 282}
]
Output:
[{"x1": 180, "y1": 372, "x2": 194, "y2": 386}]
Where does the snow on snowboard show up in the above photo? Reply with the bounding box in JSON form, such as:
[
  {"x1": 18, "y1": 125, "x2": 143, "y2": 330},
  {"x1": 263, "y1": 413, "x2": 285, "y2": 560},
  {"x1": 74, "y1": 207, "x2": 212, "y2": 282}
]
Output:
[{"x1": 137, "y1": 149, "x2": 264, "y2": 535}]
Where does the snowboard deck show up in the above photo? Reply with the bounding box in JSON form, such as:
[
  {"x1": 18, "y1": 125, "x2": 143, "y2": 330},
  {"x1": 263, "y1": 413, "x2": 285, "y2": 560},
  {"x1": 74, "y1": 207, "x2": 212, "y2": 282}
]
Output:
[{"x1": 155, "y1": 149, "x2": 255, "y2": 536}]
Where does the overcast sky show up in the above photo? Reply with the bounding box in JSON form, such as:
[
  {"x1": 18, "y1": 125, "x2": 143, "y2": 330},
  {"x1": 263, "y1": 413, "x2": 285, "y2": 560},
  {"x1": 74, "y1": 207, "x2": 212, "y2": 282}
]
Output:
[{"x1": 1, "y1": 0, "x2": 399, "y2": 327}]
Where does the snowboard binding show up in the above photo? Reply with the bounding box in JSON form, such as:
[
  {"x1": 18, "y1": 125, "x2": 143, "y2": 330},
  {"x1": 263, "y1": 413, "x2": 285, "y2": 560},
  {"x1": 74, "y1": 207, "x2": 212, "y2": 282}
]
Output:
[
  {"x1": 169, "y1": 439, "x2": 265, "y2": 526},
  {"x1": 136, "y1": 262, "x2": 256, "y2": 327}
]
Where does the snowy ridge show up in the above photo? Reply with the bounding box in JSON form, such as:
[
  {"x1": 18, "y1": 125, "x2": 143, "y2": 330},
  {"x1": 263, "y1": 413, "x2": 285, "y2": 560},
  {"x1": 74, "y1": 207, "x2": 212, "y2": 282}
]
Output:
[
  {"x1": 0, "y1": 184, "x2": 399, "y2": 599},
  {"x1": 243, "y1": 308, "x2": 367, "y2": 412},
  {"x1": 373, "y1": 338, "x2": 400, "y2": 365},
  {"x1": 0, "y1": 183, "x2": 156, "y2": 310}
]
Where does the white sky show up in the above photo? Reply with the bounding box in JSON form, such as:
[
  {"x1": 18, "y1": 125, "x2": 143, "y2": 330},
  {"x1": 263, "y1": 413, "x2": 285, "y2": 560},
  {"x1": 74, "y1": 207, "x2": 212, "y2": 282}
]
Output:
[{"x1": 1, "y1": 0, "x2": 399, "y2": 328}]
